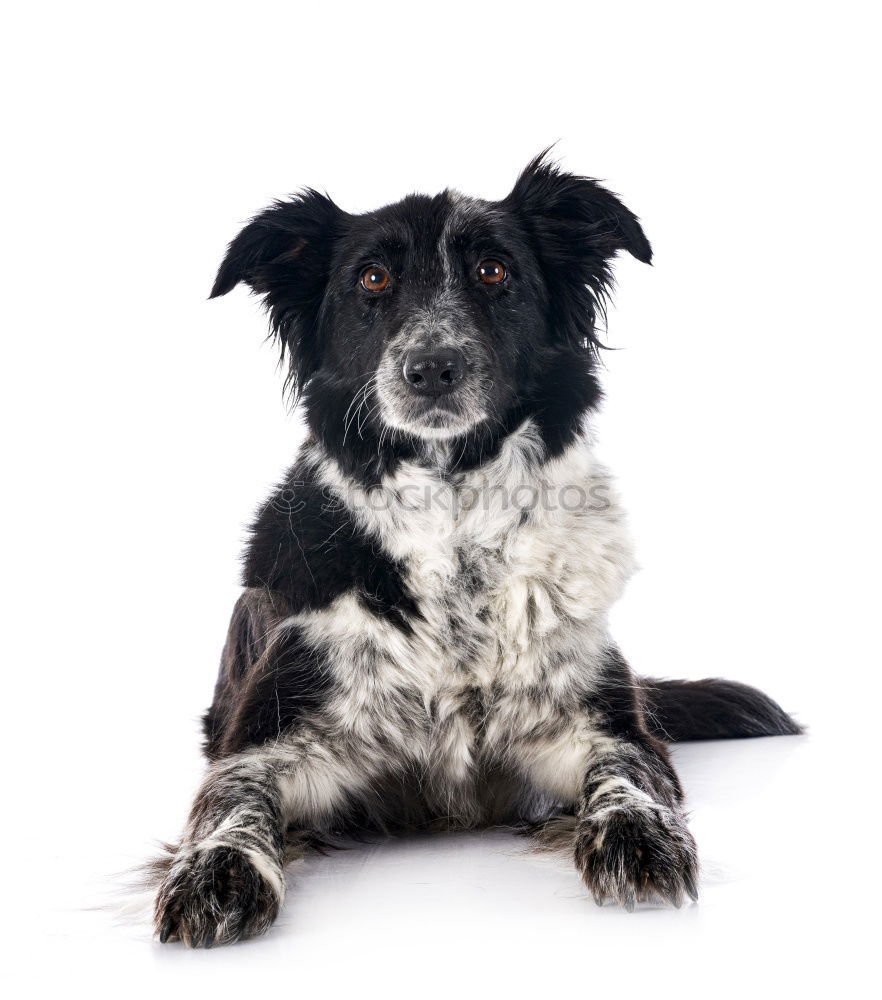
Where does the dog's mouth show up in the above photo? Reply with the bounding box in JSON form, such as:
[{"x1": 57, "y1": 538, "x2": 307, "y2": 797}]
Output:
[
  {"x1": 418, "y1": 402, "x2": 462, "y2": 427},
  {"x1": 411, "y1": 398, "x2": 483, "y2": 433},
  {"x1": 379, "y1": 393, "x2": 487, "y2": 439},
  {"x1": 374, "y1": 374, "x2": 488, "y2": 440}
]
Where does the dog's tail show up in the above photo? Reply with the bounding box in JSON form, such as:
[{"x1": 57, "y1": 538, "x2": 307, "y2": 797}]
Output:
[{"x1": 640, "y1": 677, "x2": 803, "y2": 742}]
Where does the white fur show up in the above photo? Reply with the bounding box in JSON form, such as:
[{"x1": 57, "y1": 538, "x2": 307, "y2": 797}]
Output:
[{"x1": 260, "y1": 418, "x2": 639, "y2": 818}]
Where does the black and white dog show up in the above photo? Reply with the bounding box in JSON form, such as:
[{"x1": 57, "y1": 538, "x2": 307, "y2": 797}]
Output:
[{"x1": 153, "y1": 154, "x2": 800, "y2": 946}]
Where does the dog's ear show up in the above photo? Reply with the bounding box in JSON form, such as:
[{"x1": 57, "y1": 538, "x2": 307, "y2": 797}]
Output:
[
  {"x1": 210, "y1": 189, "x2": 345, "y2": 394},
  {"x1": 506, "y1": 151, "x2": 652, "y2": 264},
  {"x1": 504, "y1": 152, "x2": 651, "y2": 349}
]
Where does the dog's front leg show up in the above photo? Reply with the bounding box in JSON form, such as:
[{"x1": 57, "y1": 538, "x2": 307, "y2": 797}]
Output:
[
  {"x1": 575, "y1": 735, "x2": 699, "y2": 910},
  {"x1": 154, "y1": 752, "x2": 287, "y2": 947}
]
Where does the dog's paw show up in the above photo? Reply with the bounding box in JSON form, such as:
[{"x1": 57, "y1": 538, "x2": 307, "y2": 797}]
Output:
[
  {"x1": 154, "y1": 845, "x2": 283, "y2": 947},
  {"x1": 574, "y1": 804, "x2": 699, "y2": 911}
]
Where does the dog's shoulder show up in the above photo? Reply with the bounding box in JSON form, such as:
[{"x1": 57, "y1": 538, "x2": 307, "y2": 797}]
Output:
[{"x1": 242, "y1": 440, "x2": 418, "y2": 626}]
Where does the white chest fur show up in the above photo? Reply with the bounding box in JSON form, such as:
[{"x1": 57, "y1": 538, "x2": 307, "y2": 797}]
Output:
[{"x1": 291, "y1": 422, "x2": 635, "y2": 803}]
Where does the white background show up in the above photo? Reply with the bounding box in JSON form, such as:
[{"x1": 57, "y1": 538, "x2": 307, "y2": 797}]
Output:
[{"x1": 3, "y1": 2, "x2": 880, "y2": 996}]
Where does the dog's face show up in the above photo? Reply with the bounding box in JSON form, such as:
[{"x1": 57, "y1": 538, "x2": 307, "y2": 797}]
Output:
[
  {"x1": 322, "y1": 192, "x2": 548, "y2": 440},
  {"x1": 211, "y1": 154, "x2": 651, "y2": 454}
]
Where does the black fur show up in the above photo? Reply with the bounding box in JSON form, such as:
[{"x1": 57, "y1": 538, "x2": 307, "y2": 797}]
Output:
[
  {"x1": 641, "y1": 677, "x2": 804, "y2": 742},
  {"x1": 242, "y1": 465, "x2": 419, "y2": 620}
]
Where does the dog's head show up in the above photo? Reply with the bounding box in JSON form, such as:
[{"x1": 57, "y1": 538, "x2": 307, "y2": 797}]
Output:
[{"x1": 211, "y1": 153, "x2": 650, "y2": 464}]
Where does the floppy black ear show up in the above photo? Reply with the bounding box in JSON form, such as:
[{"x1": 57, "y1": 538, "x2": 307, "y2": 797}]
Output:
[
  {"x1": 504, "y1": 152, "x2": 651, "y2": 350},
  {"x1": 210, "y1": 189, "x2": 345, "y2": 394},
  {"x1": 506, "y1": 152, "x2": 652, "y2": 265}
]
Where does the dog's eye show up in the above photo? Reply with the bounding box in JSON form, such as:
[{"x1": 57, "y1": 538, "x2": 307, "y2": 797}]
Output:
[
  {"x1": 360, "y1": 266, "x2": 391, "y2": 292},
  {"x1": 477, "y1": 260, "x2": 506, "y2": 285}
]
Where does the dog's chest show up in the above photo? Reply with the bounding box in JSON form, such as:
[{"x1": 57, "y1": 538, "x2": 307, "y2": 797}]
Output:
[
  {"x1": 402, "y1": 505, "x2": 566, "y2": 689},
  {"x1": 315, "y1": 430, "x2": 635, "y2": 792},
  {"x1": 369, "y1": 439, "x2": 634, "y2": 712}
]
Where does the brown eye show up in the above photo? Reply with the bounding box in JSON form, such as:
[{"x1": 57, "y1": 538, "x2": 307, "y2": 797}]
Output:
[
  {"x1": 477, "y1": 259, "x2": 506, "y2": 285},
  {"x1": 360, "y1": 266, "x2": 390, "y2": 292}
]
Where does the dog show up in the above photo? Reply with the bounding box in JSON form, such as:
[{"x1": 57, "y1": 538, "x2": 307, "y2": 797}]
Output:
[{"x1": 152, "y1": 153, "x2": 801, "y2": 947}]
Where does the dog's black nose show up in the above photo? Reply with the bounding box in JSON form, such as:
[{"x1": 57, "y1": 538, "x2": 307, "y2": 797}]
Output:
[{"x1": 402, "y1": 348, "x2": 465, "y2": 396}]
